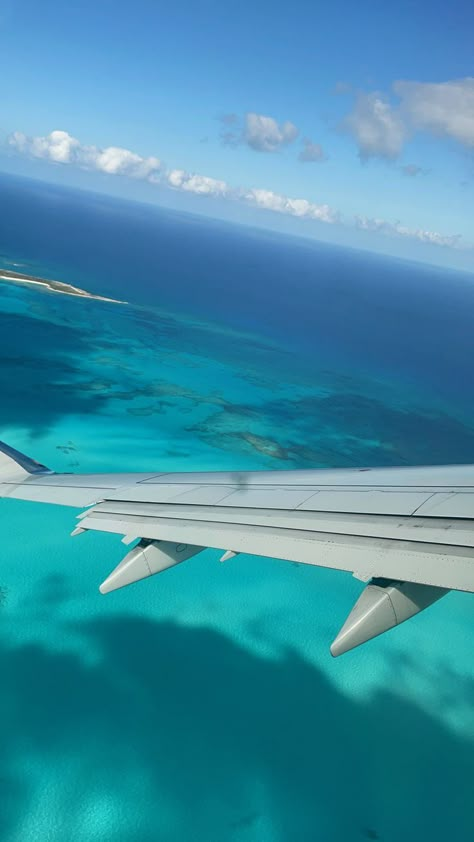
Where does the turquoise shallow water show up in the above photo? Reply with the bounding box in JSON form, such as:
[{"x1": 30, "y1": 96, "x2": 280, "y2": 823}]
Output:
[{"x1": 0, "y1": 177, "x2": 473, "y2": 841}]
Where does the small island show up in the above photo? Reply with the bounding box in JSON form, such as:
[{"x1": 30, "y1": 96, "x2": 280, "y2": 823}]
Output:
[{"x1": 0, "y1": 268, "x2": 127, "y2": 305}]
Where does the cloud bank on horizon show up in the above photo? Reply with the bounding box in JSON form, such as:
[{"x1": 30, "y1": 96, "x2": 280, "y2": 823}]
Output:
[
  {"x1": 8, "y1": 120, "x2": 468, "y2": 253},
  {"x1": 6, "y1": 76, "x2": 474, "y2": 254},
  {"x1": 9, "y1": 130, "x2": 162, "y2": 181},
  {"x1": 0, "y1": 0, "x2": 471, "y2": 271}
]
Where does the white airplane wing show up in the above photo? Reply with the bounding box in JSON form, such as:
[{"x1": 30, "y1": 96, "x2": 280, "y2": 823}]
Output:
[{"x1": 1, "y1": 439, "x2": 473, "y2": 655}]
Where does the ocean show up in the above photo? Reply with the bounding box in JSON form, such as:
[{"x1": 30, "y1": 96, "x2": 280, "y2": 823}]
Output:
[{"x1": 0, "y1": 172, "x2": 472, "y2": 841}]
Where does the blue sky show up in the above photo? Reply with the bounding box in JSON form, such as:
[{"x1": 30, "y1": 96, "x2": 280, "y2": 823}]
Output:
[{"x1": 0, "y1": 0, "x2": 473, "y2": 269}]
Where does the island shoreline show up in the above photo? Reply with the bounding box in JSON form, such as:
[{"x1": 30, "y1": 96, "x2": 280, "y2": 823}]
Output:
[{"x1": 0, "y1": 268, "x2": 127, "y2": 305}]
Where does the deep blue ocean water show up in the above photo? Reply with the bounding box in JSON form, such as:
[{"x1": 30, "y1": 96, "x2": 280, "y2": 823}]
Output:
[{"x1": 0, "y1": 172, "x2": 473, "y2": 841}]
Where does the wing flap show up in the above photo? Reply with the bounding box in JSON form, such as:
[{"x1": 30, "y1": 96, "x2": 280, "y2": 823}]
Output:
[
  {"x1": 78, "y1": 509, "x2": 474, "y2": 592},
  {"x1": 82, "y1": 499, "x2": 474, "y2": 549}
]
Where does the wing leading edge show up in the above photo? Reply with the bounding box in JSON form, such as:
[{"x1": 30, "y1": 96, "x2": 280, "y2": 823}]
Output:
[{"x1": 1, "y1": 440, "x2": 473, "y2": 655}]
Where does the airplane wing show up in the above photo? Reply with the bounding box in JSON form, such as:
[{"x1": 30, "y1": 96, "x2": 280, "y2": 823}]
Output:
[{"x1": 1, "y1": 439, "x2": 473, "y2": 655}]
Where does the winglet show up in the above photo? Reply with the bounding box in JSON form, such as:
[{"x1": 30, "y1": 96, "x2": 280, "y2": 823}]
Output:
[{"x1": 0, "y1": 440, "x2": 51, "y2": 482}]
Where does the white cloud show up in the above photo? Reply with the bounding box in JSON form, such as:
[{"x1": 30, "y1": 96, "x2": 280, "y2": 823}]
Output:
[
  {"x1": 221, "y1": 112, "x2": 298, "y2": 152},
  {"x1": 167, "y1": 169, "x2": 229, "y2": 196},
  {"x1": 167, "y1": 172, "x2": 336, "y2": 223},
  {"x1": 355, "y1": 215, "x2": 462, "y2": 248},
  {"x1": 245, "y1": 188, "x2": 338, "y2": 223},
  {"x1": 343, "y1": 77, "x2": 474, "y2": 160},
  {"x1": 93, "y1": 146, "x2": 160, "y2": 178},
  {"x1": 343, "y1": 92, "x2": 406, "y2": 160},
  {"x1": 298, "y1": 137, "x2": 325, "y2": 162},
  {"x1": 394, "y1": 78, "x2": 474, "y2": 147},
  {"x1": 244, "y1": 112, "x2": 298, "y2": 152},
  {"x1": 9, "y1": 129, "x2": 81, "y2": 163},
  {"x1": 8, "y1": 129, "x2": 161, "y2": 180}
]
